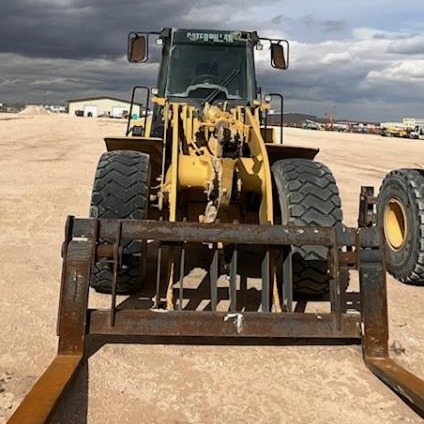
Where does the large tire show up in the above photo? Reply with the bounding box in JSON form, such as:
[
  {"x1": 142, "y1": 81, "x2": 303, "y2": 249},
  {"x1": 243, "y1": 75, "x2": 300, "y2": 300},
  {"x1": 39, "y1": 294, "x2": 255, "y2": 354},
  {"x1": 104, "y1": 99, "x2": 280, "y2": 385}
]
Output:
[
  {"x1": 90, "y1": 150, "x2": 151, "y2": 293},
  {"x1": 272, "y1": 159, "x2": 343, "y2": 296},
  {"x1": 377, "y1": 168, "x2": 424, "y2": 285}
]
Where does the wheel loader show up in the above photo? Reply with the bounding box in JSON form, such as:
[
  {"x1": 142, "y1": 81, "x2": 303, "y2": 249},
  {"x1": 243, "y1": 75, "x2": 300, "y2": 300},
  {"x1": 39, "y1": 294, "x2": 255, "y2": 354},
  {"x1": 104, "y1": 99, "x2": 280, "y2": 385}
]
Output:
[{"x1": 8, "y1": 28, "x2": 424, "y2": 423}]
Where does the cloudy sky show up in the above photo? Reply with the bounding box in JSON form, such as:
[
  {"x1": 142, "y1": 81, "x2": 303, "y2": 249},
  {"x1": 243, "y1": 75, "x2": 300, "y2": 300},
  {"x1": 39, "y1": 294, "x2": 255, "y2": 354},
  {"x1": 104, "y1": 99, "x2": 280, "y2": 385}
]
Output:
[{"x1": 1, "y1": 0, "x2": 423, "y2": 120}]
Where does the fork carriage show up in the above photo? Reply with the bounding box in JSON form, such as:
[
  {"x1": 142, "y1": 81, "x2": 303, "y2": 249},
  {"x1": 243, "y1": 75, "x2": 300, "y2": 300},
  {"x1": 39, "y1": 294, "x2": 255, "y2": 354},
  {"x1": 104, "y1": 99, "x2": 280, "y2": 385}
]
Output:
[{"x1": 8, "y1": 215, "x2": 424, "y2": 423}]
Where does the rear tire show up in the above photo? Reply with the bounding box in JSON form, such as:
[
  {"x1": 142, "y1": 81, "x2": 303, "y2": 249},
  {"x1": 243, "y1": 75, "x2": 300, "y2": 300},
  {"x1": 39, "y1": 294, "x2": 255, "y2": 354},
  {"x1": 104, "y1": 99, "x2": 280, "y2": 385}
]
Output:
[
  {"x1": 377, "y1": 168, "x2": 424, "y2": 285},
  {"x1": 272, "y1": 159, "x2": 343, "y2": 296},
  {"x1": 90, "y1": 150, "x2": 151, "y2": 293}
]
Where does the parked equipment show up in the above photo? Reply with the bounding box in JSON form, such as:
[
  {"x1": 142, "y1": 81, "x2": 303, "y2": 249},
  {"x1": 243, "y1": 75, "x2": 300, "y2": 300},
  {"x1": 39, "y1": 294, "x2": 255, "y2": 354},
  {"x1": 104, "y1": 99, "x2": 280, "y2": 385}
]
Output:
[
  {"x1": 360, "y1": 168, "x2": 424, "y2": 285},
  {"x1": 8, "y1": 28, "x2": 424, "y2": 423},
  {"x1": 410, "y1": 125, "x2": 424, "y2": 140}
]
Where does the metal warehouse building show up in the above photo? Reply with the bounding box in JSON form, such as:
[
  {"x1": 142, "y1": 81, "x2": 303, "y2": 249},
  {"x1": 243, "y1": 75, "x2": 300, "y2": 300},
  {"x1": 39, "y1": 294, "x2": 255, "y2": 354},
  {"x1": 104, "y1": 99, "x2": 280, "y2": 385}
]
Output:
[{"x1": 67, "y1": 96, "x2": 132, "y2": 118}]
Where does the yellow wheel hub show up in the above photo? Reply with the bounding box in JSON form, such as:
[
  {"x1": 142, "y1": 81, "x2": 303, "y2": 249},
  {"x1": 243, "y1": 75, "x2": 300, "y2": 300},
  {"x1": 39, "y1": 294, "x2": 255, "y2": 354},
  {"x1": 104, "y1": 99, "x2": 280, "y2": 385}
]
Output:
[{"x1": 384, "y1": 198, "x2": 407, "y2": 251}]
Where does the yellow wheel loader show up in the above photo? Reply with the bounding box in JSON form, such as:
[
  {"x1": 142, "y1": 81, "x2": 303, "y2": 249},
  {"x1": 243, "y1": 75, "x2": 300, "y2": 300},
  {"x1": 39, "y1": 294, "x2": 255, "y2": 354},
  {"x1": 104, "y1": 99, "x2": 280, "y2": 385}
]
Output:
[{"x1": 8, "y1": 28, "x2": 424, "y2": 423}]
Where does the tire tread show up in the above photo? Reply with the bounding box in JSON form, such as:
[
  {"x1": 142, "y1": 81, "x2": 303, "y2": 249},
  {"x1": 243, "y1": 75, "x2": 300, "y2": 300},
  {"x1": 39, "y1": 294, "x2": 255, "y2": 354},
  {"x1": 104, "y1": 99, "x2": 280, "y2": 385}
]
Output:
[
  {"x1": 378, "y1": 168, "x2": 424, "y2": 285},
  {"x1": 90, "y1": 150, "x2": 150, "y2": 293},
  {"x1": 272, "y1": 159, "x2": 344, "y2": 295}
]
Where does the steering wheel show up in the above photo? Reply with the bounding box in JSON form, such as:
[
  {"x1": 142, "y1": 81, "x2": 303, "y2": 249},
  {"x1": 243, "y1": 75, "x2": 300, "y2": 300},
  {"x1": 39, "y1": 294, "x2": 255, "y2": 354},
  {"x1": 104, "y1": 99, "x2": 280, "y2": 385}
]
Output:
[{"x1": 190, "y1": 74, "x2": 221, "y2": 85}]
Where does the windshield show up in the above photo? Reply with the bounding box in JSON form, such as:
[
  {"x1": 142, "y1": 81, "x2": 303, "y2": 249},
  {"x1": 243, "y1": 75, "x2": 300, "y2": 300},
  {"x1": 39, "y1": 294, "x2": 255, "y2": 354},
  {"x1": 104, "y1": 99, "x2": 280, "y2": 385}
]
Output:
[{"x1": 166, "y1": 43, "x2": 250, "y2": 100}]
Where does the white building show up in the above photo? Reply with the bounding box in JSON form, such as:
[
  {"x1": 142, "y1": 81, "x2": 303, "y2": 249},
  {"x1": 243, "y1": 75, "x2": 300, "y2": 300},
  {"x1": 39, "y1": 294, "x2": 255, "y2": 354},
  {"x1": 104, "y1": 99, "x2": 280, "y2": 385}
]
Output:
[
  {"x1": 403, "y1": 117, "x2": 424, "y2": 128},
  {"x1": 67, "y1": 96, "x2": 132, "y2": 118}
]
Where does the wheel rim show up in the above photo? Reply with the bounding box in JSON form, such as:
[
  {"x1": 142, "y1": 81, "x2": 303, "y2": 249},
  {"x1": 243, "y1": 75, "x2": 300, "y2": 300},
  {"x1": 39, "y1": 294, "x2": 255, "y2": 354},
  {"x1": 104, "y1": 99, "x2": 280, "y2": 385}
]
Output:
[{"x1": 384, "y1": 198, "x2": 407, "y2": 251}]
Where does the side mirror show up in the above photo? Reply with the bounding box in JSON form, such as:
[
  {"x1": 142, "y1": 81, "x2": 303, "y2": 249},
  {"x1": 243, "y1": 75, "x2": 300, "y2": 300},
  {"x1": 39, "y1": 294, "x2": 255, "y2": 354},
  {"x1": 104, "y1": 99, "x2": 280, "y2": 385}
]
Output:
[
  {"x1": 271, "y1": 43, "x2": 287, "y2": 70},
  {"x1": 128, "y1": 34, "x2": 147, "y2": 63}
]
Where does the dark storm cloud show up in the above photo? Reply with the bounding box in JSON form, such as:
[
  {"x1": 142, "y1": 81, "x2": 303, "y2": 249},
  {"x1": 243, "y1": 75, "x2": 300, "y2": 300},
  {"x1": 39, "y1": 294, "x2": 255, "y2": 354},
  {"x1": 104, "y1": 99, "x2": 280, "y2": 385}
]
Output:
[
  {"x1": 0, "y1": 53, "x2": 160, "y2": 103},
  {"x1": 0, "y1": 0, "x2": 194, "y2": 59},
  {"x1": 0, "y1": 0, "x2": 281, "y2": 104},
  {"x1": 1, "y1": 0, "x2": 423, "y2": 121},
  {"x1": 255, "y1": 37, "x2": 424, "y2": 121},
  {"x1": 0, "y1": 0, "x2": 265, "y2": 60}
]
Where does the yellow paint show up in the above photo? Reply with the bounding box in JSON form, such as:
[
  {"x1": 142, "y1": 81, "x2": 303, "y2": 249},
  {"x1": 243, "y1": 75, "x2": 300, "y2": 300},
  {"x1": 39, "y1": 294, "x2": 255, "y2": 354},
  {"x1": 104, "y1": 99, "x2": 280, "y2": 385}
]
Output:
[
  {"x1": 127, "y1": 98, "x2": 274, "y2": 225},
  {"x1": 178, "y1": 155, "x2": 213, "y2": 189},
  {"x1": 169, "y1": 103, "x2": 180, "y2": 221},
  {"x1": 384, "y1": 198, "x2": 407, "y2": 251},
  {"x1": 245, "y1": 108, "x2": 274, "y2": 224}
]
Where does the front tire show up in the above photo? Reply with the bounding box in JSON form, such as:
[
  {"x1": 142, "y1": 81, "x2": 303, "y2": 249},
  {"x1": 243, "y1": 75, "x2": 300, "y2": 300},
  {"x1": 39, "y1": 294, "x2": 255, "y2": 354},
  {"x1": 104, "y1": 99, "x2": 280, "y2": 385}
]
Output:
[
  {"x1": 90, "y1": 150, "x2": 151, "y2": 293},
  {"x1": 272, "y1": 159, "x2": 343, "y2": 296},
  {"x1": 377, "y1": 168, "x2": 424, "y2": 285}
]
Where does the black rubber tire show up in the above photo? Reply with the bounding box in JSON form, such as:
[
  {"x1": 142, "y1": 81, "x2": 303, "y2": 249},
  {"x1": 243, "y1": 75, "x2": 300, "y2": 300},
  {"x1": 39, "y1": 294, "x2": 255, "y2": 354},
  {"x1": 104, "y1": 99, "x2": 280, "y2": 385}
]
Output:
[
  {"x1": 272, "y1": 159, "x2": 343, "y2": 296},
  {"x1": 89, "y1": 150, "x2": 151, "y2": 293},
  {"x1": 377, "y1": 168, "x2": 424, "y2": 285}
]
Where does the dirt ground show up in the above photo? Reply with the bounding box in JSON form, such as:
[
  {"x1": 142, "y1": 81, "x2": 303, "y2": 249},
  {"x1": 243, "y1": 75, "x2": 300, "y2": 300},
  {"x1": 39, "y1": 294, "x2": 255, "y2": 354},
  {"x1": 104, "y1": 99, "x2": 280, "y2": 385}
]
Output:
[{"x1": 0, "y1": 114, "x2": 423, "y2": 423}]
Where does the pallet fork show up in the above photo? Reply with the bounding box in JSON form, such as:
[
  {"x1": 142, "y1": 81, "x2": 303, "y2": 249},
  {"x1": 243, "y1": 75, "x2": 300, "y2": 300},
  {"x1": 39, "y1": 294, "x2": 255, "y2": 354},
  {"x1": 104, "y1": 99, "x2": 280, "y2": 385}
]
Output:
[{"x1": 7, "y1": 214, "x2": 424, "y2": 423}]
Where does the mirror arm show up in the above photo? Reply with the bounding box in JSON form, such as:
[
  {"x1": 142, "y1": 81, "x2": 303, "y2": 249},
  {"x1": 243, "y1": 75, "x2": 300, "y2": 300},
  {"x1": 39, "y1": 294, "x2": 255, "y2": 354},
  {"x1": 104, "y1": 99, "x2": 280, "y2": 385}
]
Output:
[
  {"x1": 127, "y1": 31, "x2": 162, "y2": 63},
  {"x1": 259, "y1": 37, "x2": 290, "y2": 70}
]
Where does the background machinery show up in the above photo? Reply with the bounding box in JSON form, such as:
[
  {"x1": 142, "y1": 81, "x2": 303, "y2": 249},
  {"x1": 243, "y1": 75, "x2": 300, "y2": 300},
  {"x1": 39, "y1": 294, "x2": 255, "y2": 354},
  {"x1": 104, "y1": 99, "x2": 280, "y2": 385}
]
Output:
[
  {"x1": 361, "y1": 168, "x2": 424, "y2": 286},
  {"x1": 8, "y1": 28, "x2": 424, "y2": 423}
]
